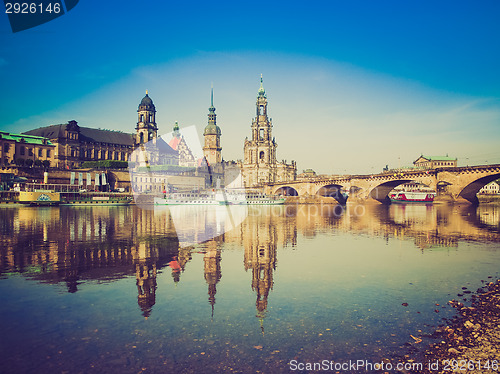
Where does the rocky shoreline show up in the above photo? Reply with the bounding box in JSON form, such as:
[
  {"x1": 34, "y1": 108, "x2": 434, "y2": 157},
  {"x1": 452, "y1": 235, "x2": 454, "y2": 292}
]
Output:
[{"x1": 404, "y1": 278, "x2": 500, "y2": 374}]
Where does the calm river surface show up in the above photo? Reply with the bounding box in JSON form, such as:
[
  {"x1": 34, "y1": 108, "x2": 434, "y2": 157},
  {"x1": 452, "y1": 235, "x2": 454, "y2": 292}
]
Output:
[{"x1": 1, "y1": 203, "x2": 500, "y2": 373}]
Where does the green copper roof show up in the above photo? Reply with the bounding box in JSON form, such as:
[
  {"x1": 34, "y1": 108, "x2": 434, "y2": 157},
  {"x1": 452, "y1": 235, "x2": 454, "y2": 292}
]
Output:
[
  {"x1": 422, "y1": 155, "x2": 456, "y2": 161},
  {"x1": 258, "y1": 74, "x2": 266, "y2": 96},
  {"x1": 204, "y1": 124, "x2": 221, "y2": 136},
  {"x1": 0, "y1": 131, "x2": 54, "y2": 145}
]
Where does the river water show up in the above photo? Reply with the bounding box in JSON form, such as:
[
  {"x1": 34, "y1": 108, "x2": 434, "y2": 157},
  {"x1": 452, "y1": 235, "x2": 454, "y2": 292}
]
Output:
[{"x1": 0, "y1": 202, "x2": 499, "y2": 373}]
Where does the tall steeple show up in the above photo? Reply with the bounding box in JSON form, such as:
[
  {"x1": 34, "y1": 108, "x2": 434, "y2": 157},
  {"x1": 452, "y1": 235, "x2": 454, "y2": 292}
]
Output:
[
  {"x1": 203, "y1": 85, "x2": 222, "y2": 165},
  {"x1": 241, "y1": 75, "x2": 297, "y2": 187},
  {"x1": 258, "y1": 73, "x2": 266, "y2": 97}
]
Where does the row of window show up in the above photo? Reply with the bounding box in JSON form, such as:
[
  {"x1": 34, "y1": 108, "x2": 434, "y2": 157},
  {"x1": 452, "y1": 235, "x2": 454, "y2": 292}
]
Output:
[
  {"x1": 68, "y1": 149, "x2": 129, "y2": 161},
  {"x1": 417, "y1": 161, "x2": 455, "y2": 168},
  {"x1": 16, "y1": 146, "x2": 51, "y2": 158}
]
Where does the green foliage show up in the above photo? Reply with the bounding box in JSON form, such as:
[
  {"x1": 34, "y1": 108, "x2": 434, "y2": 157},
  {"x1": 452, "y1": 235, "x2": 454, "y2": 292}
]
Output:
[
  {"x1": 42, "y1": 160, "x2": 51, "y2": 168},
  {"x1": 25, "y1": 159, "x2": 33, "y2": 167},
  {"x1": 34, "y1": 159, "x2": 43, "y2": 167},
  {"x1": 14, "y1": 158, "x2": 25, "y2": 166},
  {"x1": 81, "y1": 160, "x2": 128, "y2": 169}
]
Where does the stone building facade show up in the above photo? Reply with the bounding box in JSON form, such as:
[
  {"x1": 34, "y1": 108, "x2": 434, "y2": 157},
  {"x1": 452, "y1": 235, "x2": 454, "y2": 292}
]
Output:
[
  {"x1": 241, "y1": 76, "x2": 296, "y2": 187},
  {"x1": 0, "y1": 131, "x2": 55, "y2": 168},
  {"x1": 414, "y1": 155, "x2": 457, "y2": 169}
]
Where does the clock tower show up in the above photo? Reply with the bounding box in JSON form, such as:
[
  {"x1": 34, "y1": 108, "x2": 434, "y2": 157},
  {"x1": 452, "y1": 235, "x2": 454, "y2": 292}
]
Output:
[{"x1": 203, "y1": 87, "x2": 222, "y2": 165}]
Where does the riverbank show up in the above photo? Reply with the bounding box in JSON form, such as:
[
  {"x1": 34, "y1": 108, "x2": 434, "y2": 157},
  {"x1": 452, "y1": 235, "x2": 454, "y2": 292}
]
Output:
[{"x1": 405, "y1": 278, "x2": 500, "y2": 374}]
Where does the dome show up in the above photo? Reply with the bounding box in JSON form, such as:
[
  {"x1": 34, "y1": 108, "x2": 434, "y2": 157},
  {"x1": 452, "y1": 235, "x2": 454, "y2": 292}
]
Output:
[
  {"x1": 204, "y1": 124, "x2": 221, "y2": 136},
  {"x1": 138, "y1": 91, "x2": 155, "y2": 110}
]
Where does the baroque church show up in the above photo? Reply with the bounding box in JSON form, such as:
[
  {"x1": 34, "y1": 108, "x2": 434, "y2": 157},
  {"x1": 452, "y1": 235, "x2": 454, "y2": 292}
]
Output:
[{"x1": 240, "y1": 76, "x2": 296, "y2": 187}]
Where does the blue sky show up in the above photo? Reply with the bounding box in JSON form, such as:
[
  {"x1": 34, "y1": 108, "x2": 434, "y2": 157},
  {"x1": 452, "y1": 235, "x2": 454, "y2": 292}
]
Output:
[{"x1": 1, "y1": 0, "x2": 499, "y2": 174}]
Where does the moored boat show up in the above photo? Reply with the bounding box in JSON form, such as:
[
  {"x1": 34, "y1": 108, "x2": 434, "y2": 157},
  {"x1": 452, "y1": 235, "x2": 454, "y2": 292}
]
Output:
[
  {"x1": 244, "y1": 193, "x2": 285, "y2": 205},
  {"x1": 390, "y1": 191, "x2": 435, "y2": 203},
  {"x1": 18, "y1": 190, "x2": 61, "y2": 206},
  {"x1": 154, "y1": 191, "x2": 285, "y2": 206},
  {"x1": 154, "y1": 191, "x2": 229, "y2": 206},
  {"x1": 60, "y1": 192, "x2": 132, "y2": 206}
]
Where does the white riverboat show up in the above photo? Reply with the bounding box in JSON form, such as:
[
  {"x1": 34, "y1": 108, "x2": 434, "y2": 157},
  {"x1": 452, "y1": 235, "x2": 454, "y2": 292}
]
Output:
[
  {"x1": 390, "y1": 191, "x2": 436, "y2": 203},
  {"x1": 154, "y1": 191, "x2": 285, "y2": 206}
]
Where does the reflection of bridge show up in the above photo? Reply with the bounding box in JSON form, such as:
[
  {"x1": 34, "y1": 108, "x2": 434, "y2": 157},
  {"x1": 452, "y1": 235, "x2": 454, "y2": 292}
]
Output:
[{"x1": 264, "y1": 164, "x2": 500, "y2": 204}]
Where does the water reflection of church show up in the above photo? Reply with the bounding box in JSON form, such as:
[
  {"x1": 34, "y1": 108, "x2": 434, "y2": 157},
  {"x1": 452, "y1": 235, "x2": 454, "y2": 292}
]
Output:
[{"x1": 2, "y1": 204, "x2": 499, "y2": 321}]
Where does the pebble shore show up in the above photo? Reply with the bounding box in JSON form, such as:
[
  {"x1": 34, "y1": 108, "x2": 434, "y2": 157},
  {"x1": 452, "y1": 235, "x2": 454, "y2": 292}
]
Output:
[{"x1": 405, "y1": 278, "x2": 500, "y2": 374}]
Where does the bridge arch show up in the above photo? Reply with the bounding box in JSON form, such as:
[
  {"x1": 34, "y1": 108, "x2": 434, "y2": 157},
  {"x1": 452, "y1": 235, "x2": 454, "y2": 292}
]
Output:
[
  {"x1": 316, "y1": 184, "x2": 348, "y2": 204},
  {"x1": 369, "y1": 180, "x2": 414, "y2": 204},
  {"x1": 274, "y1": 186, "x2": 298, "y2": 196},
  {"x1": 457, "y1": 173, "x2": 500, "y2": 204}
]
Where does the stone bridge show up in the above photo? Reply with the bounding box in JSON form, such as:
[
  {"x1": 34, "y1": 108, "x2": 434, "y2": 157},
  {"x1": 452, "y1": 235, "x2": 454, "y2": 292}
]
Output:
[{"x1": 263, "y1": 164, "x2": 500, "y2": 204}]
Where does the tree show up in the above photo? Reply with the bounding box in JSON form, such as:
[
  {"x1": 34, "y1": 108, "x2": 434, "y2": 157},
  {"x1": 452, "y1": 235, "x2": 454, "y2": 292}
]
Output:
[
  {"x1": 25, "y1": 159, "x2": 34, "y2": 167},
  {"x1": 34, "y1": 160, "x2": 43, "y2": 167},
  {"x1": 42, "y1": 160, "x2": 50, "y2": 169},
  {"x1": 15, "y1": 158, "x2": 25, "y2": 166}
]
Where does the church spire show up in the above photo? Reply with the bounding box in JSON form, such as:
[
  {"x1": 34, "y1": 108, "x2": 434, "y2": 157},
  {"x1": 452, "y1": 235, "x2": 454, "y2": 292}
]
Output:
[
  {"x1": 258, "y1": 74, "x2": 266, "y2": 97},
  {"x1": 209, "y1": 83, "x2": 215, "y2": 113},
  {"x1": 203, "y1": 85, "x2": 222, "y2": 166}
]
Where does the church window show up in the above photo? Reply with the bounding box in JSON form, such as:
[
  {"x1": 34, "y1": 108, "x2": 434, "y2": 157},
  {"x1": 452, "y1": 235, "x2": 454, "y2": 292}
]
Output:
[
  {"x1": 149, "y1": 114, "x2": 153, "y2": 122},
  {"x1": 140, "y1": 114, "x2": 144, "y2": 122},
  {"x1": 139, "y1": 132, "x2": 144, "y2": 144},
  {"x1": 259, "y1": 151, "x2": 265, "y2": 162},
  {"x1": 259, "y1": 105, "x2": 264, "y2": 115},
  {"x1": 259, "y1": 129, "x2": 264, "y2": 140}
]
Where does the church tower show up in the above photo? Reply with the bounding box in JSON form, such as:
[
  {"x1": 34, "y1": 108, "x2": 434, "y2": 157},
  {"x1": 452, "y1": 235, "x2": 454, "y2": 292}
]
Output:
[
  {"x1": 241, "y1": 75, "x2": 296, "y2": 187},
  {"x1": 203, "y1": 87, "x2": 222, "y2": 165},
  {"x1": 136, "y1": 91, "x2": 158, "y2": 145}
]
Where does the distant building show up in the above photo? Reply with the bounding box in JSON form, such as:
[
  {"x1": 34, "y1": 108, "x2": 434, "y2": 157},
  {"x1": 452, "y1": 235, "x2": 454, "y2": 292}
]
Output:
[
  {"x1": 0, "y1": 131, "x2": 55, "y2": 168},
  {"x1": 298, "y1": 169, "x2": 317, "y2": 179},
  {"x1": 414, "y1": 155, "x2": 457, "y2": 169},
  {"x1": 241, "y1": 75, "x2": 296, "y2": 187},
  {"x1": 169, "y1": 122, "x2": 196, "y2": 167},
  {"x1": 478, "y1": 181, "x2": 499, "y2": 194}
]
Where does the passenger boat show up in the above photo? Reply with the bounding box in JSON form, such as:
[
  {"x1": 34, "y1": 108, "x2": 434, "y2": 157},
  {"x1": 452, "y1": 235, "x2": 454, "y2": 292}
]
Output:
[
  {"x1": 18, "y1": 190, "x2": 60, "y2": 206},
  {"x1": 154, "y1": 191, "x2": 229, "y2": 206},
  {"x1": 154, "y1": 191, "x2": 285, "y2": 206},
  {"x1": 390, "y1": 191, "x2": 435, "y2": 203},
  {"x1": 244, "y1": 193, "x2": 285, "y2": 205},
  {"x1": 59, "y1": 192, "x2": 132, "y2": 206}
]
